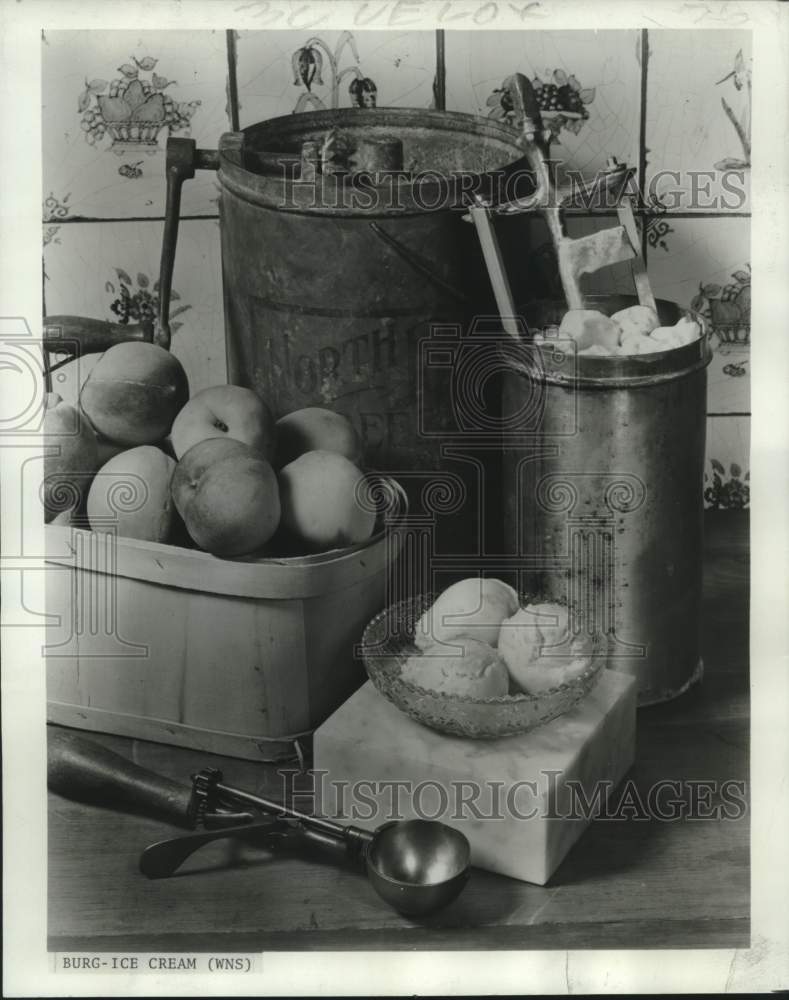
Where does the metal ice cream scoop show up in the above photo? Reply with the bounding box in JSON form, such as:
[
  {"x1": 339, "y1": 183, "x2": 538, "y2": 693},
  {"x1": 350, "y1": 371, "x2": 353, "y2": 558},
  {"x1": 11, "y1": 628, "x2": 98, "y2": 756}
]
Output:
[
  {"x1": 140, "y1": 781, "x2": 471, "y2": 917},
  {"x1": 46, "y1": 729, "x2": 470, "y2": 917}
]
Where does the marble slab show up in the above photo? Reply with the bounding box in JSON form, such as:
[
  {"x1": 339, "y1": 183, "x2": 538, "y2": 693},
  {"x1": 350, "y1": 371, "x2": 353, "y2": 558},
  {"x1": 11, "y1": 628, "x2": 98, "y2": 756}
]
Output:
[{"x1": 314, "y1": 670, "x2": 636, "y2": 886}]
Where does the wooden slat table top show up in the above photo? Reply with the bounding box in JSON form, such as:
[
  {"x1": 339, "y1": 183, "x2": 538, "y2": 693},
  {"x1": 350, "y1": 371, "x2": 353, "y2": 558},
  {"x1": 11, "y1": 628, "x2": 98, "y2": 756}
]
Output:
[{"x1": 47, "y1": 511, "x2": 750, "y2": 952}]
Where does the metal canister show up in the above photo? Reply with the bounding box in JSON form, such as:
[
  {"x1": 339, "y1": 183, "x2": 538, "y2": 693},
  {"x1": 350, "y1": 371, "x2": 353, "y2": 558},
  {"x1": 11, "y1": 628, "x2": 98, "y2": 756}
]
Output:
[
  {"x1": 212, "y1": 109, "x2": 533, "y2": 558},
  {"x1": 213, "y1": 110, "x2": 533, "y2": 466},
  {"x1": 501, "y1": 295, "x2": 712, "y2": 705}
]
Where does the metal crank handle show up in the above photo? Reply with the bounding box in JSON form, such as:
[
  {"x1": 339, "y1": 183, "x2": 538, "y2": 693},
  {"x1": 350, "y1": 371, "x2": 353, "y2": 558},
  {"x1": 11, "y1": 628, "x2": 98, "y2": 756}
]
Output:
[
  {"x1": 140, "y1": 819, "x2": 286, "y2": 879},
  {"x1": 46, "y1": 728, "x2": 254, "y2": 828},
  {"x1": 157, "y1": 136, "x2": 223, "y2": 349}
]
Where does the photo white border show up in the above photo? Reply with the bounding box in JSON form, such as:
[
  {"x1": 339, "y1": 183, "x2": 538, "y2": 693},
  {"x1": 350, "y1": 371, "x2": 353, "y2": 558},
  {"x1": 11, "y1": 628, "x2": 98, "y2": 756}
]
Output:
[{"x1": 2, "y1": 0, "x2": 787, "y2": 995}]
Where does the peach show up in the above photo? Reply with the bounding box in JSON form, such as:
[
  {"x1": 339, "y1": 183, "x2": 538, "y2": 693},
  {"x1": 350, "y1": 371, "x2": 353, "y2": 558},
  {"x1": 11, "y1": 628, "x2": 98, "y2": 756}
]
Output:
[
  {"x1": 49, "y1": 352, "x2": 103, "y2": 409},
  {"x1": 171, "y1": 384, "x2": 276, "y2": 461},
  {"x1": 79, "y1": 342, "x2": 189, "y2": 446},
  {"x1": 171, "y1": 436, "x2": 249, "y2": 481},
  {"x1": 275, "y1": 407, "x2": 361, "y2": 468},
  {"x1": 49, "y1": 363, "x2": 125, "y2": 463},
  {"x1": 87, "y1": 446, "x2": 176, "y2": 542},
  {"x1": 43, "y1": 397, "x2": 99, "y2": 523},
  {"x1": 96, "y1": 436, "x2": 128, "y2": 466},
  {"x1": 277, "y1": 450, "x2": 375, "y2": 552},
  {"x1": 171, "y1": 437, "x2": 280, "y2": 557}
]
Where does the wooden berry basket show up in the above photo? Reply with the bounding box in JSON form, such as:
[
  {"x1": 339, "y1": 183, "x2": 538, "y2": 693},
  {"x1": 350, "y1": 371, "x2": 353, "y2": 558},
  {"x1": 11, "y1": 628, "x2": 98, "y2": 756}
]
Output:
[
  {"x1": 41, "y1": 324, "x2": 403, "y2": 762},
  {"x1": 45, "y1": 518, "x2": 402, "y2": 763}
]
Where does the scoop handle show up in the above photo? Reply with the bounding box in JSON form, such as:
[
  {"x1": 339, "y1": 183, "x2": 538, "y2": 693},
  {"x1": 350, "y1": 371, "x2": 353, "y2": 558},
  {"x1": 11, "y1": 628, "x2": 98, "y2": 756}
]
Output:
[
  {"x1": 505, "y1": 72, "x2": 545, "y2": 133},
  {"x1": 47, "y1": 727, "x2": 195, "y2": 827},
  {"x1": 43, "y1": 315, "x2": 155, "y2": 354},
  {"x1": 140, "y1": 820, "x2": 284, "y2": 878},
  {"x1": 298, "y1": 824, "x2": 374, "y2": 863}
]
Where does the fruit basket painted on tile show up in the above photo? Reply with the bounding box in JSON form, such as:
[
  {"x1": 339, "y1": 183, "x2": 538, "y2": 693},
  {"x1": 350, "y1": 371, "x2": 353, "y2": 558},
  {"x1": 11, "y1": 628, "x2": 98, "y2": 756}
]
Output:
[{"x1": 78, "y1": 57, "x2": 200, "y2": 155}]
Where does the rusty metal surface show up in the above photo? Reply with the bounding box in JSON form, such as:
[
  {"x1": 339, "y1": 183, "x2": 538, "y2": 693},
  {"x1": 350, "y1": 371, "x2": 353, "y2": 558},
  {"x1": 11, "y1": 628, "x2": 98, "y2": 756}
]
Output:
[
  {"x1": 221, "y1": 108, "x2": 535, "y2": 216},
  {"x1": 216, "y1": 110, "x2": 532, "y2": 559}
]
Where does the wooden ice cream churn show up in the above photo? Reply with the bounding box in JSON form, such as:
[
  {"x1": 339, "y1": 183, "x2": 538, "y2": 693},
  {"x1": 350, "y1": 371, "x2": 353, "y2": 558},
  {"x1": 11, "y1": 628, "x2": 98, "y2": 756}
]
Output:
[{"x1": 154, "y1": 109, "x2": 536, "y2": 558}]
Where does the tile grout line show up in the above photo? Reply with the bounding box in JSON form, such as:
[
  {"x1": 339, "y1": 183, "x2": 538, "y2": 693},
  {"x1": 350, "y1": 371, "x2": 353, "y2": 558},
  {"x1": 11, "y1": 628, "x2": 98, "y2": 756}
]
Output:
[
  {"x1": 41, "y1": 212, "x2": 751, "y2": 225},
  {"x1": 639, "y1": 28, "x2": 649, "y2": 266},
  {"x1": 636, "y1": 211, "x2": 751, "y2": 219},
  {"x1": 226, "y1": 29, "x2": 241, "y2": 132},
  {"x1": 43, "y1": 215, "x2": 221, "y2": 224}
]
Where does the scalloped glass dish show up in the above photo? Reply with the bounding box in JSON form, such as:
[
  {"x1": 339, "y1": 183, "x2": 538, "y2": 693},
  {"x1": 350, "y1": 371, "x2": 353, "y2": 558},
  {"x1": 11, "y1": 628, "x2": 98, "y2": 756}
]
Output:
[{"x1": 360, "y1": 593, "x2": 607, "y2": 739}]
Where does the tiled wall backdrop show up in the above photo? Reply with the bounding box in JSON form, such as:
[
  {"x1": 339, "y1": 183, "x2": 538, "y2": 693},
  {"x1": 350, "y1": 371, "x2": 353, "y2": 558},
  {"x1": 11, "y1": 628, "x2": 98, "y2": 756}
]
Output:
[{"x1": 43, "y1": 28, "x2": 751, "y2": 510}]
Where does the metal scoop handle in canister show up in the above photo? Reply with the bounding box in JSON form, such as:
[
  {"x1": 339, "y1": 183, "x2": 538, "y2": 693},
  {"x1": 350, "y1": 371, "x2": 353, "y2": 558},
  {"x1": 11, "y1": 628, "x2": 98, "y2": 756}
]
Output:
[{"x1": 469, "y1": 72, "x2": 658, "y2": 318}]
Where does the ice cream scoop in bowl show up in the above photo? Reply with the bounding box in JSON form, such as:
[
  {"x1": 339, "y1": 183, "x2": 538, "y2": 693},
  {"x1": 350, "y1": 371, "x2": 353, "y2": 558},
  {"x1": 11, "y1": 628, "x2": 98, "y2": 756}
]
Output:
[{"x1": 360, "y1": 592, "x2": 607, "y2": 739}]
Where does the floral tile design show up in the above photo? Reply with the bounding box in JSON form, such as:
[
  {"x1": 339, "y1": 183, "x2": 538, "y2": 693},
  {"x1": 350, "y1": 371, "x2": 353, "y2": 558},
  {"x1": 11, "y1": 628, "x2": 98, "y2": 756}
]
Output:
[
  {"x1": 39, "y1": 25, "x2": 754, "y2": 503},
  {"x1": 645, "y1": 30, "x2": 752, "y2": 213},
  {"x1": 42, "y1": 30, "x2": 230, "y2": 220},
  {"x1": 43, "y1": 219, "x2": 226, "y2": 393},
  {"x1": 445, "y1": 30, "x2": 642, "y2": 185},
  {"x1": 704, "y1": 416, "x2": 750, "y2": 510},
  {"x1": 647, "y1": 217, "x2": 750, "y2": 413},
  {"x1": 235, "y1": 30, "x2": 436, "y2": 126}
]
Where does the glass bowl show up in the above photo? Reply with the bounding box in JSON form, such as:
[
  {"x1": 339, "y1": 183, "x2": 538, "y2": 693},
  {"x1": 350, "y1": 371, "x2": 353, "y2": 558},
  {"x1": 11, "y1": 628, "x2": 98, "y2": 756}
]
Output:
[{"x1": 360, "y1": 593, "x2": 607, "y2": 739}]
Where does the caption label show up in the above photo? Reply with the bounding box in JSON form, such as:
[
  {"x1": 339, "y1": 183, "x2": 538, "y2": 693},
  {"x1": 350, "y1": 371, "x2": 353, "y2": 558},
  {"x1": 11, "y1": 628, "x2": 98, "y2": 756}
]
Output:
[{"x1": 54, "y1": 953, "x2": 259, "y2": 973}]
